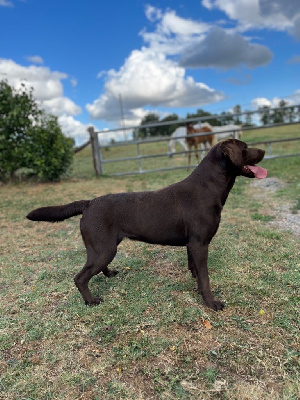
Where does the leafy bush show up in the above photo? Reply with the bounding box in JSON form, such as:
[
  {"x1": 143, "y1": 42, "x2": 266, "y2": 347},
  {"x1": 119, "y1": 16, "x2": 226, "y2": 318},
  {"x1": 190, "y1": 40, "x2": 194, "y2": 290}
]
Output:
[
  {"x1": 25, "y1": 114, "x2": 74, "y2": 181},
  {"x1": 0, "y1": 80, "x2": 73, "y2": 182}
]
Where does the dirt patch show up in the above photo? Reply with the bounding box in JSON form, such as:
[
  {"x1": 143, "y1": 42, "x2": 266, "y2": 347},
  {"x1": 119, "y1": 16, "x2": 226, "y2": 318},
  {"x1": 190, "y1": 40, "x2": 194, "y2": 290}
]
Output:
[
  {"x1": 250, "y1": 178, "x2": 300, "y2": 237},
  {"x1": 250, "y1": 177, "x2": 286, "y2": 193}
]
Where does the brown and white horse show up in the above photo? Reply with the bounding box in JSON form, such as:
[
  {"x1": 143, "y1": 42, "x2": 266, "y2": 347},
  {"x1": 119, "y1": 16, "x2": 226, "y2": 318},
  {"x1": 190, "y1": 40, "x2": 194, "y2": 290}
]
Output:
[{"x1": 186, "y1": 123, "x2": 216, "y2": 165}]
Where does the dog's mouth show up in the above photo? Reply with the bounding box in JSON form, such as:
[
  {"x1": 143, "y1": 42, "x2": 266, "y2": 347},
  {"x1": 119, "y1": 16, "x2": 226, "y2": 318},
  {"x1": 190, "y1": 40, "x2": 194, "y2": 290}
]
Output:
[{"x1": 242, "y1": 165, "x2": 268, "y2": 179}]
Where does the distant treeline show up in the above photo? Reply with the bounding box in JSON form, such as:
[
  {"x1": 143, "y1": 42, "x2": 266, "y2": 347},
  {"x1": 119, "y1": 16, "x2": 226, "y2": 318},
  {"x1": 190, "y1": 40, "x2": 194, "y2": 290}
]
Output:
[{"x1": 137, "y1": 100, "x2": 298, "y2": 138}]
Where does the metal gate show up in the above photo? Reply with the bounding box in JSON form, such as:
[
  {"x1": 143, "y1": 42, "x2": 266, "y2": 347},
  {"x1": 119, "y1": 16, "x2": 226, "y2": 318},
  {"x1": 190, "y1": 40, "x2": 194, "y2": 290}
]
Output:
[{"x1": 87, "y1": 106, "x2": 300, "y2": 176}]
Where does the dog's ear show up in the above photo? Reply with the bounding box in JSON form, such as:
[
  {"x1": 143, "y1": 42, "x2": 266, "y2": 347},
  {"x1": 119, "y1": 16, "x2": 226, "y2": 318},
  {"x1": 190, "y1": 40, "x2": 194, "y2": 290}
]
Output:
[{"x1": 220, "y1": 140, "x2": 243, "y2": 167}]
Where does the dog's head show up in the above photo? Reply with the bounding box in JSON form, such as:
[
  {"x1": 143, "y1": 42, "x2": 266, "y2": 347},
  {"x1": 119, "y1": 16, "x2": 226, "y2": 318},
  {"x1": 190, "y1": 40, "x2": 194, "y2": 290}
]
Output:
[{"x1": 219, "y1": 139, "x2": 267, "y2": 179}]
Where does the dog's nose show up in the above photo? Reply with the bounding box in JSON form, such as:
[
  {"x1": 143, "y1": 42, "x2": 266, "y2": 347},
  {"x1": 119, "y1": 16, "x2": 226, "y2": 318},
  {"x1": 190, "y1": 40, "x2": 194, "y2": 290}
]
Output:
[{"x1": 258, "y1": 149, "x2": 265, "y2": 156}]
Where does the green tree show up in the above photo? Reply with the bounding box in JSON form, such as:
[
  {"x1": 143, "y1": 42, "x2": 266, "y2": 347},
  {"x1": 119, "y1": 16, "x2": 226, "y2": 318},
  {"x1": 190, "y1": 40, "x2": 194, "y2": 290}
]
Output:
[
  {"x1": 160, "y1": 113, "x2": 179, "y2": 135},
  {"x1": 186, "y1": 109, "x2": 221, "y2": 126},
  {"x1": 138, "y1": 113, "x2": 160, "y2": 138},
  {"x1": 219, "y1": 111, "x2": 234, "y2": 125},
  {"x1": 259, "y1": 106, "x2": 271, "y2": 125},
  {"x1": 0, "y1": 80, "x2": 73, "y2": 182},
  {"x1": 245, "y1": 110, "x2": 253, "y2": 126},
  {"x1": 272, "y1": 99, "x2": 287, "y2": 124},
  {"x1": 233, "y1": 104, "x2": 242, "y2": 124},
  {"x1": 286, "y1": 106, "x2": 296, "y2": 123}
]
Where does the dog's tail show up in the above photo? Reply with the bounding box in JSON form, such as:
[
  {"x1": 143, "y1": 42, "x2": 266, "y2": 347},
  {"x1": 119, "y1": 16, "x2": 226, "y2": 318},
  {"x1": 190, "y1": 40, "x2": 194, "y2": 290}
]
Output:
[{"x1": 26, "y1": 200, "x2": 90, "y2": 222}]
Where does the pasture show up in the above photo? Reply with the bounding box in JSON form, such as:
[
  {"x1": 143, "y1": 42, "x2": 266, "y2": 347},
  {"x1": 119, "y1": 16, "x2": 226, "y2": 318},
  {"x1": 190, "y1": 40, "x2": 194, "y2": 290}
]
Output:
[
  {"x1": 74, "y1": 123, "x2": 300, "y2": 177},
  {"x1": 1, "y1": 125, "x2": 299, "y2": 399}
]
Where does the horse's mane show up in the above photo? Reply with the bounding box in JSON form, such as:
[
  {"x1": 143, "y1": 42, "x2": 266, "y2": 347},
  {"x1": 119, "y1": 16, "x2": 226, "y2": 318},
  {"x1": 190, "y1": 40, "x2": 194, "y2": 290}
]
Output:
[
  {"x1": 187, "y1": 122, "x2": 213, "y2": 133},
  {"x1": 199, "y1": 122, "x2": 213, "y2": 130}
]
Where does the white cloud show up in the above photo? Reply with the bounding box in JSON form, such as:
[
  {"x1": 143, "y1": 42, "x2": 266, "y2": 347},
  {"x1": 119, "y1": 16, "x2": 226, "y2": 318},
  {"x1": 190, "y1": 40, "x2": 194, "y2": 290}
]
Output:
[
  {"x1": 57, "y1": 115, "x2": 90, "y2": 144},
  {"x1": 251, "y1": 90, "x2": 300, "y2": 110},
  {"x1": 141, "y1": 6, "x2": 211, "y2": 55},
  {"x1": 144, "y1": 5, "x2": 210, "y2": 37},
  {"x1": 120, "y1": 107, "x2": 150, "y2": 128},
  {"x1": 70, "y1": 78, "x2": 78, "y2": 87},
  {"x1": 292, "y1": 15, "x2": 300, "y2": 40},
  {"x1": 0, "y1": 59, "x2": 66, "y2": 100},
  {"x1": 0, "y1": 58, "x2": 86, "y2": 144},
  {"x1": 142, "y1": 5, "x2": 273, "y2": 67},
  {"x1": 251, "y1": 97, "x2": 272, "y2": 108},
  {"x1": 202, "y1": 0, "x2": 213, "y2": 10},
  {"x1": 287, "y1": 55, "x2": 300, "y2": 64},
  {"x1": 0, "y1": 58, "x2": 82, "y2": 117},
  {"x1": 202, "y1": 0, "x2": 263, "y2": 30},
  {"x1": 86, "y1": 48, "x2": 224, "y2": 122},
  {"x1": 0, "y1": 0, "x2": 13, "y2": 7},
  {"x1": 87, "y1": 5, "x2": 277, "y2": 124},
  {"x1": 179, "y1": 27, "x2": 272, "y2": 69},
  {"x1": 87, "y1": 7, "x2": 235, "y2": 124},
  {"x1": 0, "y1": 59, "x2": 89, "y2": 145},
  {"x1": 145, "y1": 5, "x2": 162, "y2": 22},
  {"x1": 26, "y1": 55, "x2": 44, "y2": 64},
  {"x1": 287, "y1": 89, "x2": 300, "y2": 105},
  {"x1": 201, "y1": 0, "x2": 300, "y2": 39},
  {"x1": 97, "y1": 71, "x2": 107, "y2": 79},
  {"x1": 260, "y1": 0, "x2": 300, "y2": 21},
  {"x1": 157, "y1": 9, "x2": 210, "y2": 36},
  {"x1": 42, "y1": 97, "x2": 81, "y2": 116},
  {"x1": 250, "y1": 95, "x2": 295, "y2": 126}
]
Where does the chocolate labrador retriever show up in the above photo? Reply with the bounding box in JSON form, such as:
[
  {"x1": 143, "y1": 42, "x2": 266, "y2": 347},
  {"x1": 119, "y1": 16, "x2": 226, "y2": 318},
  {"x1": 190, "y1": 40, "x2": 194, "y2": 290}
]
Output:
[{"x1": 27, "y1": 139, "x2": 267, "y2": 310}]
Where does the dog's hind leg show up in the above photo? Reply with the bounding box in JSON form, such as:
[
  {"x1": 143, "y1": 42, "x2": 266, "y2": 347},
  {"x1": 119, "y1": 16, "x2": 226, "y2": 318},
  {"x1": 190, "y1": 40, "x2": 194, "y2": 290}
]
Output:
[{"x1": 74, "y1": 241, "x2": 117, "y2": 305}]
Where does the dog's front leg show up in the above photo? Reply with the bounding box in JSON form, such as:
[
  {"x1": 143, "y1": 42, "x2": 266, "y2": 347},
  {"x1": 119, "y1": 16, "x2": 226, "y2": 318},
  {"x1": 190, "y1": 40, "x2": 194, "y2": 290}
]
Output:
[{"x1": 187, "y1": 243, "x2": 224, "y2": 311}]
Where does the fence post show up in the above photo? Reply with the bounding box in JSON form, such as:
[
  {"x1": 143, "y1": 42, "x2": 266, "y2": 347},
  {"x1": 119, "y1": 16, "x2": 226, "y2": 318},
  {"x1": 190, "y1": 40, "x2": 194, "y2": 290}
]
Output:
[
  {"x1": 137, "y1": 140, "x2": 143, "y2": 173},
  {"x1": 88, "y1": 126, "x2": 102, "y2": 176},
  {"x1": 268, "y1": 142, "x2": 272, "y2": 157}
]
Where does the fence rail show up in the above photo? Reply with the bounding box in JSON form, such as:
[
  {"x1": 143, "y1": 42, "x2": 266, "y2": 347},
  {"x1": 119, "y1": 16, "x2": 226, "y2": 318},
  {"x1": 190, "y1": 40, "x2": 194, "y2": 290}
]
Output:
[
  {"x1": 99, "y1": 137, "x2": 300, "y2": 176},
  {"x1": 85, "y1": 106, "x2": 300, "y2": 176},
  {"x1": 94, "y1": 104, "x2": 300, "y2": 135}
]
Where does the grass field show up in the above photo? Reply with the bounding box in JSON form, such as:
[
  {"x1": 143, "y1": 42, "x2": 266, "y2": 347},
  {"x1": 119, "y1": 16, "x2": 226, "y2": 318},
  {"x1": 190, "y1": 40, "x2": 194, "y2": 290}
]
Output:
[
  {"x1": 71, "y1": 123, "x2": 300, "y2": 177},
  {"x1": 1, "y1": 125, "x2": 299, "y2": 399}
]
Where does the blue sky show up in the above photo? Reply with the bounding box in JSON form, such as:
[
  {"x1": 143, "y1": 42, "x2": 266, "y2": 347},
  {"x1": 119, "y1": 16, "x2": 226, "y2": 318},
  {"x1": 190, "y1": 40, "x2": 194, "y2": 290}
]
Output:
[{"x1": 1, "y1": 0, "x2": 300, "y2": 143}]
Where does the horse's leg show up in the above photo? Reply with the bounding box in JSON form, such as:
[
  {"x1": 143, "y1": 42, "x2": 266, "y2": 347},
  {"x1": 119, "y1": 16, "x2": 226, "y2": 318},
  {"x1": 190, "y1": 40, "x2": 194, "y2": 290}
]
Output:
[
  {"x1": 187, "y1": 143, "x2": 193, "y2": 167},
  {"x1": 200, "y1": 142, "x2": 205, "y2": 160},
  {"x1": 206, "y1": 137, "x2": 210, "y2": 150},
  {"x1": 168, "y1": 138, "x2": 174, "y2": 157},
  {"x1": 195, "y1": 143, "x2": 199, "y2": 162}
]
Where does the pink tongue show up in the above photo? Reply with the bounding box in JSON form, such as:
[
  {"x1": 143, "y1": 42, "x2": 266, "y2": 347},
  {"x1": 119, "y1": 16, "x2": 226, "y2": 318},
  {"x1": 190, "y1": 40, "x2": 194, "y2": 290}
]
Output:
[{"x1": 247, "y1": 165, "x2": 268, "y2": 179}]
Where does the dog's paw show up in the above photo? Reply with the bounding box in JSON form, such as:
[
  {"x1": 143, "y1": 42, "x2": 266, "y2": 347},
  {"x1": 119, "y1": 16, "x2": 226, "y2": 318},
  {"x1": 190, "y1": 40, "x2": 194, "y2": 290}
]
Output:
[
  {"x1": 205, "y1": 298, "x2": 225, "y2": 311},
  {"x1": 107, "y1": 269, "x2": 119, "y2": 278},
  {"x1": 103, "y1": 269, "x2": 119, "y2": 278},
  {"x1": 85, "y1": 297, "x2": 103, "y2": 306}
]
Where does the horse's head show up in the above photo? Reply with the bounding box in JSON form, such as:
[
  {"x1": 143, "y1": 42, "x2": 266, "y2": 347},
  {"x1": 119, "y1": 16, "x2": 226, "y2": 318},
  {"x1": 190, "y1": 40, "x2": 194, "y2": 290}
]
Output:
[{"x1": 186, "y1": 123, "x2": 195, "y2": 133}]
